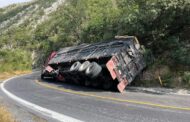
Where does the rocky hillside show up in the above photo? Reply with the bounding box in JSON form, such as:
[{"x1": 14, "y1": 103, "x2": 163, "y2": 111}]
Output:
[
  {"x1": 0, "y1": 0, "x2": 63, "y2": 32},
  {"x1": 0, "y1": 0, "x2": 65, "y2": 71},
  {"x1": 0, "y1": 0, "x2": 189, "y2": 88}
]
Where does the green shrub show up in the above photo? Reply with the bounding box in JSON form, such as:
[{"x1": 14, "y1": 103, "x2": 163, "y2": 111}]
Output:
[
  {"x1": 182, "y1": 72, "x2": 190, "y2": 87},
  {"x1": 0, "y1": 49, "x2": 31, "y2": 72}
]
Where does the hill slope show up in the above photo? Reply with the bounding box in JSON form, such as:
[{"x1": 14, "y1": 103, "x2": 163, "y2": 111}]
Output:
[{"x1": 0, "y1": 0, "x2": 64, "y2": 70}]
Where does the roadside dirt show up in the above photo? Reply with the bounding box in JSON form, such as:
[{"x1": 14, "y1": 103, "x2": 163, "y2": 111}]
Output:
[
  {"x1": 0, "y1": 89, "x2": 47, "y2": 122},
  {"x1": 0, "y1": 101, "x2": 14, "y2": 122},
  {"x1": 0, "y1": 71, "x2": 47, "y2": 122},
  {"x1": 0, "y1": 71, "x2": 31, "y2": 81}
]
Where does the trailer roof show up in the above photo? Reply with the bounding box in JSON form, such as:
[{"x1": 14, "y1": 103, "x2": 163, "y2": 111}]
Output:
[
  {"x1": 48, "y1": 38, "x2": 136, "y2": 64},
  {"x1": 57, "y1": 38, "x2": 134, "y2": 55}
]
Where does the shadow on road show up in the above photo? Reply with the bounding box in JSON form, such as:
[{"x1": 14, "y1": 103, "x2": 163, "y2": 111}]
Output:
[
  {"x1": 38, "y1": 78, "x2": 109, "y2": 93},
  {"x1": 36, "y1": 76, "x2": 167, "y2": 96}
]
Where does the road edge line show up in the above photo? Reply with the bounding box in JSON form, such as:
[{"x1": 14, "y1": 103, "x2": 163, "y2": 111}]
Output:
[{"x1": 1, "y1": 73, "x2": 83, "y2": 122}]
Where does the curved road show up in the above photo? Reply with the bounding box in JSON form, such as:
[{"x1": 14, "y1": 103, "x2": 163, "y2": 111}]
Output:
[{"x1": 1, "y1": 72, "x2": 190, "y2": 122}]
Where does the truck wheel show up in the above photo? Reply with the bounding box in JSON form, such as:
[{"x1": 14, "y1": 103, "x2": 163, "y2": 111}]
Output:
[
  {"x1": 85, "y1": 62, "x2": 102, "y2": 78},
  {"x1": 70, "y1": 61, "x2": 81, "y2": 71},
  {"x1": 79, "y1": 61, "x2": 91, "y2": 72}
]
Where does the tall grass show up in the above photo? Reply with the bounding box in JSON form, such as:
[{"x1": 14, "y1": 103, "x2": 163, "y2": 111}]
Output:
[
  {"x1": 0, "y1": 105, "x2": 15, "y2": 122},
  {"x1": 0, "y1": 69, "x2": 32, "y2": 122}
]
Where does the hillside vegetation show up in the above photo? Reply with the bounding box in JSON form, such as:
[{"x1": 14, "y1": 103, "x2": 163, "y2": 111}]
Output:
[{"x1": 0, "y1": 0, "x2": 189, "y2": 88}]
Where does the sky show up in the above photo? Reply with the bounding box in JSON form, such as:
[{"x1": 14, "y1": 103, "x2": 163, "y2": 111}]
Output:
[{"x1": 0, "y1": 0, "x2": 31, "y2": 8}]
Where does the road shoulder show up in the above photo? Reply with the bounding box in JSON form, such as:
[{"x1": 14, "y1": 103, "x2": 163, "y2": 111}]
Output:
[{"x1": 0, "y1": 82, "x2": 47, "y2": 122}]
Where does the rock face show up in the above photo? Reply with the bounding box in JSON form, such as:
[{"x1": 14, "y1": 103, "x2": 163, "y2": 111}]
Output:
[
  {"x1": 0, "y1": 0, "x2": 66, "y2": 68},
  {"x1": 0, "y1": 0, "x2": 65, "y2": 34}
]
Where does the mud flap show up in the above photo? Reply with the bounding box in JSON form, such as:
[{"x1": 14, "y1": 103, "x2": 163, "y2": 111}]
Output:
[
  {"x1": 106, "y1": 58, "x2": 117, "y2": 80},
  {"x1": 117, "y1": 78, "x2": 128, "y2": 93}
]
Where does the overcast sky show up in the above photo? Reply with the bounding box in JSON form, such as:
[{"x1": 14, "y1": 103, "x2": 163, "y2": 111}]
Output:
[{"x1": 0, "y1": 0, "x2": 31, "y2": 8}]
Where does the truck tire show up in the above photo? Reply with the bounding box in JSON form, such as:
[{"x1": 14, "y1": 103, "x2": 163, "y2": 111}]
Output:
[
  {"x1": 70, "y1": 61, "x2": 81, "y2": 72},
  {"x1": 85, "y1": 62, "x2": 102, "y2": 78},
  {"x1": 79, "y1": 61, "x2": 91, "y2": 72}
]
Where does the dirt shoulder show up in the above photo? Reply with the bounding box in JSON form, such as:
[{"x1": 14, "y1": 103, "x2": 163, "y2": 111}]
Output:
[
  {"x1": 0, "y1": 71, "x2": 47, "y2": 122},
  {"x1": 0, "y1": 71, "x2": 31, "y2": 82},
  {"x1": 0, "y1": 104, "x2": 14, "y2": 122}
]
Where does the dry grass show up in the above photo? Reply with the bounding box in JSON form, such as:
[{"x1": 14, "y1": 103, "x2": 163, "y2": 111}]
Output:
[
  {"x1": 0, "y1": 105, "x2": 15, "y2": 122},
  {"x1": 32, "y1": 114, "x2": 47, "y2": 122},
  {"x1": 0, "y1": 70, "x2": 31, "y2": 81},
  {"x1": 0, "y1": 71, "x2": 47, "y2": 122},
  {"x1": 0, "y1": 70, "x2": 31, "y2": 122}
]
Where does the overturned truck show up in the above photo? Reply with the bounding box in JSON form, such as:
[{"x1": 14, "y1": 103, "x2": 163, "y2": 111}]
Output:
[{"x1": 41, "y1": 36, "x2": 148, "y2": 92}]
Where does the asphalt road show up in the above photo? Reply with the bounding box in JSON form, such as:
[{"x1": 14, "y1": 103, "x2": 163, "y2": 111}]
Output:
[{"x1": 1, "y1": 72, "x2": 190, "y2": 122}]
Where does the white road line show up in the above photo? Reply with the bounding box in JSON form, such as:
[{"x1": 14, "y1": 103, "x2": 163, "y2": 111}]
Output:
[{"x1": 1, "y1": 74, "x2": 83, "y2": 122}]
